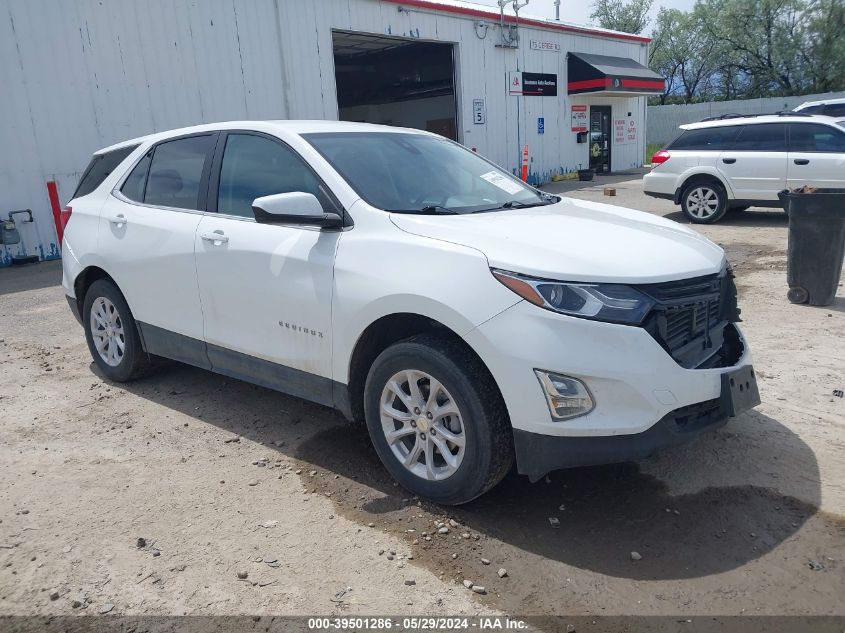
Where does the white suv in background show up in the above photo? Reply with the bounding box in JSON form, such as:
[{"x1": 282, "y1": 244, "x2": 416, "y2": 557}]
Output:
[
  {"x1": 793, "y1": 98, "x2": 845, "y2": 117},
  {"x1": 61, "y1": 121, "x2": 759, "y2": 504},
  {"x1": 643, "y1": 114, "x2": 845, "y2": 223}
]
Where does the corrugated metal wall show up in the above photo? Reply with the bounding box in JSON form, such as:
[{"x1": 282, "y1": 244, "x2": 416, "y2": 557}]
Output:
[
  {"x1": 647, "y1": 90, "x2": 845, "y2": 146},
  {"x1": 0, "y1": 0, "x2": 649, "y2": 264}
]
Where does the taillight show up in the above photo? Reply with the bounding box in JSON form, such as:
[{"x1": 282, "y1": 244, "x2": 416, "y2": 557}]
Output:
[
  {"x1": 651, "y1": 150, "x2": 671, "y2": 165},
  {"x1": 59, "y1": 206, "x2": 72, "y2": 243}
]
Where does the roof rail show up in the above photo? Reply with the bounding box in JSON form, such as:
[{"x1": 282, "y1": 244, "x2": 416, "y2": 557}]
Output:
[
  {"x1": 773, "y1": 110, "x2": 814, "y2": 117},
  {"x1": 700, "y1": 111, "x2": 816, "y2": 123},
  {"x1": 700, "y1": 113, "x2": 755, "y2": 121}
]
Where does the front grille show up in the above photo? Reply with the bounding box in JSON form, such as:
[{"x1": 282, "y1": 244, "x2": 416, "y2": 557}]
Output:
[
  {"x1": 641, "y1": 274, "x2": 725, "y2": 302},
  {"x1": 639, "y1": 270, "x2": 741, "y2": 369},
  {"x1": 662, "y1": 300, "x2": 721, "y2": 350}
]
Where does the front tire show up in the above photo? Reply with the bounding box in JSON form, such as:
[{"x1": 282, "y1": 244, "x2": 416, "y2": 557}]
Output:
[
  {"x1": 363, "y1": 334, "x2": 513, "y2": 505},
  {"x1": 83, "y1": 279, "x2": 151, "y2": 382},
  {"x1": 680, "y1": 181, "x2": 728, "y2": 224}
]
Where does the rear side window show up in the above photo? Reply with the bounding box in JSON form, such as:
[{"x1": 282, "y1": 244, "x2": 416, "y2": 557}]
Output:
[
  {"x1": 216, "y1": 134, "x2": 326, "y2": 218},
  {"x1": 824, "y1": 104, "x2": 845, "y2": 117},
  {"x1": 120, "y1": 153, "x2": 151, "y2": 202},
  {"x1": 790, "y1": 123, "x2": 845, "y2": 152},
  {"x1": 144, "y1": 135, "x2": 216, "y2": 210},
  {"x1": 667, "y1": 126, "x2": 741, "y2": 151},
  {"x1": 732, "y1": 123, "x2": 787, "y2": 151},
  {"x1": 73, "y1": 144, "x2": 139, "y2": 198},
  {"x1": 797, "y1": 105, "x2": 824, "y2": 114}
]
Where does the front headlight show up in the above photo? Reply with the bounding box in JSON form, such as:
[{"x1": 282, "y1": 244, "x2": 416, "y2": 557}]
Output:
[{"x1": 491, "y1": 269, "x2": 654, "y2": 325}]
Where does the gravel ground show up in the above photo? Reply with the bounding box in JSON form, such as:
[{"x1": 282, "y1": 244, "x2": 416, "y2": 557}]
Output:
[{"x1": 0, "y1": 176, "x2": 843, "y2": 621}]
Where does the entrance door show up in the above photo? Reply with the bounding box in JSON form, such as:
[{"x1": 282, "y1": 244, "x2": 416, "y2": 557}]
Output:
[{"x1": 589, "y1": 106, "x2": 612, "y2": 173}]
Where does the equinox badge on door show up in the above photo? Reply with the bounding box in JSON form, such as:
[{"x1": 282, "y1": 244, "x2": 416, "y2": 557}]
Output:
[{"x1": 278, "y1": 320, "x2": 324, "y2": 339}]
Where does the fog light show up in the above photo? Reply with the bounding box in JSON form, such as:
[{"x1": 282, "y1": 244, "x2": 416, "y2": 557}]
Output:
[{"x1": 534, "y1": 370, "x2": 595, "y2": 421}]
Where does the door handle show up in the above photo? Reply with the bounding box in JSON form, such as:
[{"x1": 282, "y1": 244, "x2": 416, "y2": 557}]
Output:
[
  {"x1": 793, "y1": 158, "x2": 810, "y2": 165},
  {"x1": 109, "y1": 214, "x2": 127, "y2": 227},
  {"x1": 200, "y1": 230, "x2": 229, "y2": 245},
  {"x1": 722, "y1": 158, "x2": 736, "y2": 164}
]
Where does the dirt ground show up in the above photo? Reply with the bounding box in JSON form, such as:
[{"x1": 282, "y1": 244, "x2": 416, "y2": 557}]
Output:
[{"x1": 1, "y1": 176, "x2": 843, "y2": 622}]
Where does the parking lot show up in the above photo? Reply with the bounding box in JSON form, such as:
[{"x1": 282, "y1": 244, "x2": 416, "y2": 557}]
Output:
[{"x1": 1, "y1": 175, "x2": 843, "y2": 619}]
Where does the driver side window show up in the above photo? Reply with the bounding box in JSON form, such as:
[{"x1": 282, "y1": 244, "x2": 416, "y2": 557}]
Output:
[{"x1": 217, "y1": 134, "x2": 325, "y2": 218}]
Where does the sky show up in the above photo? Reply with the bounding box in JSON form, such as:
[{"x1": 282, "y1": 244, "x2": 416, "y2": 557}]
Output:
[{"x1": 471, "y1": 0, "x2": 696, "y2": 34}]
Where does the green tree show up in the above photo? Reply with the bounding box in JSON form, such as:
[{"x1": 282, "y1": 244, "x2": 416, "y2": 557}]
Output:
[
  {"x1": 647, "y1": 0, "x2": 845, "y2": 101},
  {"x1": 590, "y1": 0, "x2": 654, "y2": 34},
  {"x1": 698, "y1": 0, "x2": 808, "y2": 96},
  {"x1": 648, "y1": 9, "x2": 683, "y2": 104},
  {"x1": 652, "y1": 7, "x2": 722, "y2": 103},
  {"x1": 799, "y1": 0, "x2": 845, "y2": 92}
]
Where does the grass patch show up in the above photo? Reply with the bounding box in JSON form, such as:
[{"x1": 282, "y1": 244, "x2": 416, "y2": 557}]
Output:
[{"x1": 645, "y1": 142, "x2": 662, "y2": 164}]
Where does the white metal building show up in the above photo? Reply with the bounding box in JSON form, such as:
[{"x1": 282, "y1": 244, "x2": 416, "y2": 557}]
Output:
[{"x1": 0, "y1": 0, "x2": 661, "y2": 265}]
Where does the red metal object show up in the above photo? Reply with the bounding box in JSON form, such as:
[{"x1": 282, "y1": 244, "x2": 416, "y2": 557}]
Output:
[
  {"x1": 46, "y1": 180, "x2": 64, "y2": 245},
  {"x1": 568, "y1": 78, "x2": 665, "y2": 94},
  {"x1": 567, "y1": 78, "x2": 612, "y2": 92},
  {"x1": 620, "y1": 78, "x2": 665, "y2": 91}
]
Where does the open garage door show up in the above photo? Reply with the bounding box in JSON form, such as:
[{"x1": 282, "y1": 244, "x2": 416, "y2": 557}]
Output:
[{"x1": 332, "y1": 31, "x2": 458, "y2": 141}]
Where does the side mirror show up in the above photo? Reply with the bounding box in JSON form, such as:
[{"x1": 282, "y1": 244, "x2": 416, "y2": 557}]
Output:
[{"x1": 252, "y1": 192, "x2": 343, "y2": 229}]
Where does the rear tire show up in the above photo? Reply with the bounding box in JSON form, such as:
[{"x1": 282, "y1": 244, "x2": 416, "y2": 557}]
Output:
[
  {"x1": 83, "y1": 279, "x2": 152, "y2": 382},
  {"x1": 680, "y1": 181, "x2": 728, "y2": 224},
  {"x1": 363, "y1": 333, "x2": 513, "y2": 505}
]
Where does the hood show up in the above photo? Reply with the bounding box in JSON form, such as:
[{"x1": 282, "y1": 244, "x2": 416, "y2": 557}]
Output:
[{"x1": 389, "y1": 197, "x2": 726, "y2": 283}]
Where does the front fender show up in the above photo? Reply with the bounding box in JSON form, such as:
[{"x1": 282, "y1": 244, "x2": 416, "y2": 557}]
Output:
[{"x1": 330, "y1": 228, "x2": 520, "y2": 384}]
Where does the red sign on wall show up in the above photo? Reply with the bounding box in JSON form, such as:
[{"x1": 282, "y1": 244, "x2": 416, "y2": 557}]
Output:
[{"x1": 571, "y1": 105, "x2": 587, "y2": 132}]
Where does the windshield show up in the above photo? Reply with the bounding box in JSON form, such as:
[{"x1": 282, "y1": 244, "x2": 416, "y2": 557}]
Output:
[{"x1": 303, "y1": 132, "x2": 552, "y2": 214}]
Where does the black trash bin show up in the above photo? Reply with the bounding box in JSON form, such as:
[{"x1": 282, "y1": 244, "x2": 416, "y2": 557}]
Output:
[{"x1": 778, "y1": 188, "x2": 845, "y2": 306}]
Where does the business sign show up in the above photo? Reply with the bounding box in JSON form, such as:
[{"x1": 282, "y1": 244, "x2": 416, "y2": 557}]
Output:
[
  {"x1": 509, "y1": 72, "x2": 557, "y2": 96},
  {"x1": 614, "y1": 118, "x2": 626, "y2": 144},
  {"x1": 509, "y1": 71, "x2": 523, "y2": 95},
  {"x1": 472, "y1": 99, "x2": 486, "y2": 124},
  {"x1": 521, "y1": 72, "x2": 558, "y2": 96},
  {"x1": 614, "y1": 118, "x2": 638, "y2": 144},
  {"x1": 571, "y1": 104, "x2": 588, "y2": 132},
  {"x1": 626, "y1": 117, "x2": 637, "y2": 143},
  {"x1": 537, "y1": 117, "x2": 545, "y2": 135},
  {"x1": 530, "y1": 39, "x2": 561, "y2": 53}
]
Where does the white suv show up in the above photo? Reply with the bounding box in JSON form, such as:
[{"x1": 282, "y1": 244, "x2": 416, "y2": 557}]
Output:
[
  {"x1": 643, "y1": 114, "x2": 845, "y2": 223},
  {"x1": 793, "y1": 98, "x2": 845, "y2": 117},
  {"x1": 61, "y1": 121, "x2": 759, "y2": 504}
]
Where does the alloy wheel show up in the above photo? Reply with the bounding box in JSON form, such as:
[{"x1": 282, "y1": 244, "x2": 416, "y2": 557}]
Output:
[
  {"x1": 379, "y1": 369, "x2": 466, "y2": 481},
  {"x1": 90, "y1": 296, "x2": 126, "y2": 367},
  {"x1": 686, "y1": 186, "x2": 721, "y2": 219}
]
